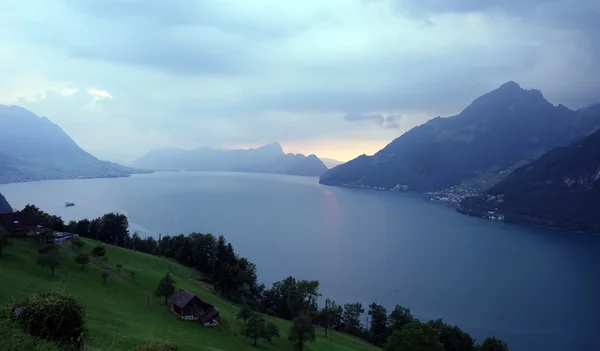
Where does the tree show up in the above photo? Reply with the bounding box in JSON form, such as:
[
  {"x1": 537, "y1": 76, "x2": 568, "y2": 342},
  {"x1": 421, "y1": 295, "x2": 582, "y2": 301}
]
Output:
[
  {"x1": 37, "y1": 228, "x2": 55, "y2": 245},
  {"x1": 389, "y1": 305, "x2": 414, "y2": 331},
  {"x1": 368, "y1": 302, "x2": 388, "y2": 346},
  {"x1": 438, "y1": 324, "x2": 475, "y2": 351},
  {"x1": 91, "y1": 245, "x2": 106, "y2": 258},
  {"x1": 129, "y1": 270, "x2": 137, "y2": 282},
  {"x1": 288, "y1": 315, "x2": 316, "y2": 351},
  {"x1": 0, "y1": 229, "x2": 11, "y2": 257},
  {"x1": 37, "y1": 250, "x2": 61, "y2": 276},
  {"x1": 317, "y1": 298, "x2": 343, "y2": 336},
  {"x1": 101, "y1": 270, "x2": 110, "y2": 285},
  {"x1": 479, "y1": 337, "x2": 509, "y2": 351},
  {"x1": 75, "y1": 252, "x2": 90, "y2": 270},
  {"x1": 342, "y1": 302, "x2": 364, "y2": 337},
  {"x1": 385, "y1": 322, "x2": 444, "y2": 351},
  {"x1": 155, "y1": 273, "x2": 176, "y2": 305},
  {"x1": 70, "y1": 237, "x2": 84, "y2": 250},
  {"x1": 264, "y1": 321, "x2": 280, "y2": 344},
  {"x1": 241, "y1": 314, "x2": 266, "y2": 347},
  {"x1": 237, "y1": 305, "x2": 254, "y2": 326},
  {"x1": 116, "y1": 263, "x2": 123, "y2": 273}
]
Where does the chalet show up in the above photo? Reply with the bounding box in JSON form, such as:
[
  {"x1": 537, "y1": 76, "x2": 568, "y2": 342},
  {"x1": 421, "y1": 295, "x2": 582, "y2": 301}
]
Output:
[
  {"x1": 169, "y1": 289, "x2": 220, "y2": 326},
  {"x1": 0, "y1": 212, "x2": 41, "y2": 237}
]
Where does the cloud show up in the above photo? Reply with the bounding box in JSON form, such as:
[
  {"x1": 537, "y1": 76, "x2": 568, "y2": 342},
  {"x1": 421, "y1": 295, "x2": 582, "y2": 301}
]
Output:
[
  {"x1": 0, "y1": 0, "x2": 599, "y2": 162},
  {"x1": 344, "y1": 113, "x2": 401, "y2": 129}
]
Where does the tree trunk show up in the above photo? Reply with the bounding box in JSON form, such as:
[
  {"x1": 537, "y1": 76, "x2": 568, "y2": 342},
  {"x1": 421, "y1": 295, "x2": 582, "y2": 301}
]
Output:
[
  {"x1": 51, "y1": 268, "x2": 54, "y2": 277},
  {"x1": 254, "y1": 335, "x2": 257, "y2": 347},
  {"x1": 299, "y1": 339, "x2": 303, "y2": 351}
]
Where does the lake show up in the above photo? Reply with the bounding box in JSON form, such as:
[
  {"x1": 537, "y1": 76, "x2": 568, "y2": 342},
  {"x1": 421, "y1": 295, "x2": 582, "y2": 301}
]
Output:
[{"x1": 1, "y1": 171, "x2": 599, "y2": 351}]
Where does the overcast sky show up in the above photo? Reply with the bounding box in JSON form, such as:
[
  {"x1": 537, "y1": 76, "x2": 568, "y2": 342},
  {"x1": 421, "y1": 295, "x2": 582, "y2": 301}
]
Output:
[{"x1": 1, "y1": 0, "x2": 599, "y2": 163}]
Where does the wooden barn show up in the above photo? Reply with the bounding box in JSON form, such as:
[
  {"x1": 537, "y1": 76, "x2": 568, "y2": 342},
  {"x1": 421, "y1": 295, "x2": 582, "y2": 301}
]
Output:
[
  {"x1": 0, "y1": 212, "x2": 40, "y2": 237},
  {"x1": 169, "y1": 289, "x2": 220, "y2": 326}
]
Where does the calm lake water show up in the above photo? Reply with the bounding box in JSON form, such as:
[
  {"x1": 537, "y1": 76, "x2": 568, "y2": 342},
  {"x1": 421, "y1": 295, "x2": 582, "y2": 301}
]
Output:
[{"x1": 1, "y1": 171, "x2": 599, "y2": 351}]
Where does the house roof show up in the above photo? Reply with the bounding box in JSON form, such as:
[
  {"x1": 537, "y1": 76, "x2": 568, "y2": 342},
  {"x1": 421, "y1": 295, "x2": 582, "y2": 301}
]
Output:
[
  {"x1": 201, "y1": 307, "x2": 220, "y2": 324},
  {"x1": 169, "y1": 289, "x2": 196, "y2": 308},
  {"x1": 0, "y1": 212, "x2": 39, "y2": 231}
]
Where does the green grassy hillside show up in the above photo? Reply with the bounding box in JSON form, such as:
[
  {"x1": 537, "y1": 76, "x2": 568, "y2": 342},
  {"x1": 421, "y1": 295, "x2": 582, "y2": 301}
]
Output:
[{"x1": 0, "y1": 238, "x2": 379, "y2": 351}]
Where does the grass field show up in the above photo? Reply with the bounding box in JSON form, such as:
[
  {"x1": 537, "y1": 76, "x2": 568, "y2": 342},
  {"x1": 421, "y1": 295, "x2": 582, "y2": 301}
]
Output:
[{"x1": 0, "y1": 238, "x2": 379, "y2": 351}]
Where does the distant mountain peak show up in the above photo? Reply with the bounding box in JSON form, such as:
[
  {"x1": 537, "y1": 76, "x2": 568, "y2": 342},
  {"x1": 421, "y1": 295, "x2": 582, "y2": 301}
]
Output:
[
  {"x1": 257, "y1": 142, "x2": 284, "y2": 154},
  {"x1": 498, "y1": 81, "x2": 522, "y2": 90}
]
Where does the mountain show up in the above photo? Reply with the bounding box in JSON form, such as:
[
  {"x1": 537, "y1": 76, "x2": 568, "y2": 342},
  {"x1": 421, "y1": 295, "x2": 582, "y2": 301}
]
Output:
[
  {"x1": 320, "y1": 82, "x2": 600, "y2": 192},
  {"x1": 458, "y1": 127, "x2": 600, "y2": 233},
  {"x1": 0, "y1": 193, "x2": 11, "y2": 213},
  {"x1": 131, "y1": 142, "x2": 328, "y2": 177},
  {"x1": 0, "y1": 105, "x2": 137, "y2": 184},
  {"x1": 321, "y1": 158, "x2": 343, "y2": 169}
]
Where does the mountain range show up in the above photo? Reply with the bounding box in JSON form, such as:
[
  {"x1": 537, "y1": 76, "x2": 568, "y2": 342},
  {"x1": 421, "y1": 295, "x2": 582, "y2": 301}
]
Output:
[
  {"x1": 458, "y1": 119, "x2": 600, "y2": 233},
  {"x1": 0, "y1": 193, "x2": 11, "y2": 213},
  {"x1": 131, "y1": 142, "x2": 328, "y2": 177},
  {"x1": 320, "y1": 82, "x2": 600, "y2": 192},
  {"x1": 0, "y1": 105, "x2": 138, "y2": 184}
]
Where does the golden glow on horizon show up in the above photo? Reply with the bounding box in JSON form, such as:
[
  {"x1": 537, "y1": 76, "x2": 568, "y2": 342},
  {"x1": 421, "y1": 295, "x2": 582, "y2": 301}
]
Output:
[{"x1": 226, "y1": 138, "x2": 390, "y2": 162}]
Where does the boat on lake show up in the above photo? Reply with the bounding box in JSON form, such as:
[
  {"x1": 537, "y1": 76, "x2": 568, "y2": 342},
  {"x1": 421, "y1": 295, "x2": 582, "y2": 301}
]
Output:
[{"x1": 65, "y1": 202, "x2": 75, "y2": 207}]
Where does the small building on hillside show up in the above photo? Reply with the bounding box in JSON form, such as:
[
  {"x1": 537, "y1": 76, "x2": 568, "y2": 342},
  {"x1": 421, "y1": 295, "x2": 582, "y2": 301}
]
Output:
[
  {"x1": 0, "y1": 212, "x2": 41, "y2": 237},
  {"x1": 169, "y1": 289, "x2": 220, "y2": 326}
]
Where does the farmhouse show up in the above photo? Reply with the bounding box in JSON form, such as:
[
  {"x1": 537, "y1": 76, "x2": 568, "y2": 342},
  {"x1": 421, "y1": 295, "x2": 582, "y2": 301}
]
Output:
[
  {"x1": 169, "y1": 289, "x2": 220, "y2": 326},
  {"x1": 0, "y1": 212, "x2": 40, "y2": 237}
]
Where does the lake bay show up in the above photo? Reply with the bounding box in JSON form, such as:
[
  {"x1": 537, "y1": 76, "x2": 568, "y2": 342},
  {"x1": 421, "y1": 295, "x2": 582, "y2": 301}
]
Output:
[{"x1": 1, "y1": 171, "x2": 599, "y2": 351}]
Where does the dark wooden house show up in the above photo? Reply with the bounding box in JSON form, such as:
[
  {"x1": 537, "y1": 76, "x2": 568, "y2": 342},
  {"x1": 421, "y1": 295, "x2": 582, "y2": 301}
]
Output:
[
  {"x1": 169, "y1": 289, "x2": 220, "y2": 326},
  {"x1": 0, "y1": 212, "x2": 40, "y2": 237}
]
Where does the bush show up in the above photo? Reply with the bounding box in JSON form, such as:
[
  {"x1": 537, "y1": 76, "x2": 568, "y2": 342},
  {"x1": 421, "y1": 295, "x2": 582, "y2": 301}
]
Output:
[
  {"x1": 101, "y1": 270, "x2": 110, "y2": 284},
  {"x1": 135, "y1": 342, "x2": 180, "y2": 351},
  {"x1": 91, "y1": 245, "x2": 106, "y2": 258},
  {"x1": 13, "y1": 292, "x2": 87, "y2": 350},
  {"x1": 0, "y1": 317, "x2": 60, "y2": 351}
]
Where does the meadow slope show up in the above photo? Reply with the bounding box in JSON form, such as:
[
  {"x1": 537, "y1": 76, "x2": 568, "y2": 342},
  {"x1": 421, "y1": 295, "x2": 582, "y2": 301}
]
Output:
[{"x1": 0, "y1": 238, "x2": 379, "y2": 351}]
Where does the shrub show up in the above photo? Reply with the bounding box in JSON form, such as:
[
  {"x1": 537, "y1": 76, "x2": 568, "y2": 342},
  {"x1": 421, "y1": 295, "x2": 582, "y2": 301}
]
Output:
[
  {"x1": 135, "y1": 342, "x2": 180, "y2": 351},
  {"x1": 91, "y1": 245, "x2": 106, "y2": 258},
  {"x1": 70, "y1": 238, "x2": 84, "y2": 250},
  {"x1": 101, "y1": 270, "x2": 110, "y2": 284},
  {"x1": 129, "y1": 270, "x2": 137, "y2": 282},
  {"x1": 13, "y1": 292, "x2": 87, "y2": 350},
  {"x1": 116, "y1": 263, "x2": 123, "y2": 273}
]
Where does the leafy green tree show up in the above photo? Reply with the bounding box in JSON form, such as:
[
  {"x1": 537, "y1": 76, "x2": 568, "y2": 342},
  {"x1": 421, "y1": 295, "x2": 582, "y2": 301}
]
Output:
[
  {"x1": 264, "y1": 321, "x2": 280, "y2": 344},
  {"x1": 129, "y1": 270, "x2": 137, "y2": 282},
  {"x1": 155, "y1": 273, "x2": 176, "y2": 305},
  {"x1": 389, "y1": 305, "x2": 414, "y2": 331},
  {"x1": 37, "y1": 228, "x2": 55, "y2": 245},
  {"x1": 288, "y1": 315, "x2": 316, "y2": 351},
  {"x1": 37, "y1": 250, "x2": 61, "y2": 276},
  {"x1": 439, "y1": 324, "x2": 475, "y2": 351},
  {"x1": 116, "y1": 263, "x2": 123, "y2": 273},
  {"x1": 241, "y1": 314, "x2": 266, "y2": 347},
  {"x1": 75, "y1": 252, "x2": 90, "y2": 270},
  {"x1": 385, "y1": 321, "x2": 444, "y2": 351},
  {"x1": 0, "y1": 228, "x2": 11, "y2": 257},
  {"x1": 70, "y1": 237, "x2": 84, "y2": 250},
  {"x1": 368, "y1": 302, "x2": 388, "y2": 346},
  {"x1": 479, "y1": 337, "x2": 509, "y2": 351},
  {"x1": 317, "y1": 298, "x2": 343, "y2": 336},
  {"x1": 101, "y1": 270, "x2": 110, "y2": 285},
  {"x1": 237, "y1": 305, "x2": 254, "y2": 326},
  {"x1": 342, "y1": 302, "x2": 364, "y2": 337},
  {"x1": 91, "y1": 245, "x2": 106, "y2": 258}
]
